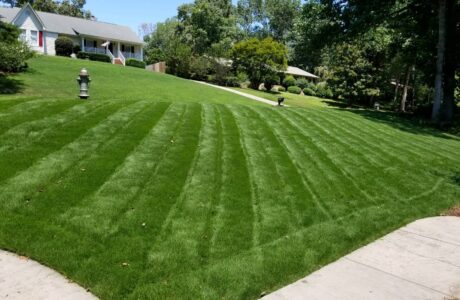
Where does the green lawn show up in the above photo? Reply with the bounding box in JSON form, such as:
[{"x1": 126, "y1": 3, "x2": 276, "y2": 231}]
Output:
[{"x1": 0, "y1": 56, "x2": 459, "y2": 299}]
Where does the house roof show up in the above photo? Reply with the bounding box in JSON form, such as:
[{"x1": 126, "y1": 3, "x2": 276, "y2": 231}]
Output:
[
  {"x1": 0, "y1": 5, "x2": 143, "y2": 45},
  {"x1": 285, "y1": 66, "x2": 319, "y2": 79}
]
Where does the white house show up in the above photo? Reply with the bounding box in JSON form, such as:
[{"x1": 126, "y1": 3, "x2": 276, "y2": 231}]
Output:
[{"x1": 0, "y1": 4, "x2": 144, "y2": 65}]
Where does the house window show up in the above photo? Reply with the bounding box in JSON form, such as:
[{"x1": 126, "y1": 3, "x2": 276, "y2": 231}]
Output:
[
  {"x1": 93, "y1": 41, "x2": 97, "y2": 48},
  {"x1": 19, "y1": 29, "x2": 26, "y2": 42},
  {"x1": 121, "y1": 44, "x2": 125, "y2": 52},
  {"x1": 131, "y1": 46, "x2": 135, "y2": 53},
  {"x1": 30, "y1": 30, "x2": 38, "y2": 46}
]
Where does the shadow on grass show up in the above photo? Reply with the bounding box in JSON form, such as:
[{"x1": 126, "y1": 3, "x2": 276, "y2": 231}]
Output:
[
  {"x1": 330, "y1": 105, "x2": 460, "y2": 140},
  {"x1": 0, "y1": 74, "x2": 25, "y2": 94}
]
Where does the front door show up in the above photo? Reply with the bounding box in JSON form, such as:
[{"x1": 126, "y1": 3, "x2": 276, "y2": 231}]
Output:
[{"x1": 108, "y1": 42, "x2": 113, "y2": 54}]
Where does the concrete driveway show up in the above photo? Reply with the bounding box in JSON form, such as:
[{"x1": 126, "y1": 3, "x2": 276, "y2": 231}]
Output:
[{"x1": 264, "y1": 217, "x2": 460, "y2": 300}]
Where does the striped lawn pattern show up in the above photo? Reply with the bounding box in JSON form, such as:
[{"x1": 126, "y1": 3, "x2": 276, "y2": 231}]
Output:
[{"x1": 0, "y1": 98, "x2": 459, "y2": 299}]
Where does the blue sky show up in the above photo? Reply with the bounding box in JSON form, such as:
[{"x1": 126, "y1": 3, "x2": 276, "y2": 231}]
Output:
[{"x1": 85, "y1": 0, "x2": 236, "y2": 36}]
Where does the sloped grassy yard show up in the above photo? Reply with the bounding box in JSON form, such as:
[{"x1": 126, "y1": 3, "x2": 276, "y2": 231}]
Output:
[{"x1": 0, "y1": 56, "x2": 459, "y2": 299}]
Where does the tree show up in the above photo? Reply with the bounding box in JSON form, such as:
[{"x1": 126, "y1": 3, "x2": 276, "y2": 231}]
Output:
[
  {"x1": 232, "y1": 37, "x2": 287, "y2": 89},
  {"x1": 143, "y1": 18, "x2": 180, "y2": 65},
  {"x1": 236, "y1": 0, "x2": 301, "y2": 42}
]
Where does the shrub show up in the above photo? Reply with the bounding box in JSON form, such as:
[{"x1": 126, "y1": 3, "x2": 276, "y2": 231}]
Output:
[
  {"x1": 288, "y1": 86, "x2": 302, "y2": 94},
  {"x1": 303, "y1": 87, "x2": 316, "y2": 96},
  {"x1": 315, "y1": 82, "x2": 333, "y2": 98},
  {"x1": 263, "y1": 74, "x2": 280, "y2": 91},
  {"x1": 225, "y1": 76, "x2": 240, "y2": 87},
  {"x1": 0, "y1": 41, "x2": 34, "y2": 73},
  {"x1": 278, "y1": 86, "x2": 286, "y2": 92},
  {"x1": 72, "y1": 44, "x2": 81, "y2": 54},
  {"x1": 55, "y1": 36, "x2": 74, "y2": 57},
  {"x1": 283, "y1": 75, "x2": 296, "y2": 87},
  {"x1": 296, "y1": 78, "x2": 309, "y2": 89},
  {"x1": 77, "y1": 52, "x2": 111, "y2": 63},
  {"x1": 126, "y1": 58, "x2": 146, "y2": 69}
]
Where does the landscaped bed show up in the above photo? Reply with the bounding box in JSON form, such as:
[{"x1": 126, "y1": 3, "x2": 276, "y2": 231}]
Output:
[{"x1": 0, "y1": 56, "x2": 459, "y2": 299}]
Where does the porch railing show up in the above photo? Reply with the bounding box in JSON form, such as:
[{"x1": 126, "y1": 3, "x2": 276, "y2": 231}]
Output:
[
  {"x1": 106, "y1": 48, "x2": 115, "y2": 64},
  {"x1": 84, "y1": 47, "x2": 106, "y2": 54},
  {"x1": 122, "y1": 51, "x2": 142, "y2": 61},
  {"x1": 118, "y1": 51, "x2": 125, "y2": 66}
]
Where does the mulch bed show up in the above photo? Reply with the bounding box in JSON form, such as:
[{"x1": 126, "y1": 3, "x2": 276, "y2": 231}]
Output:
[{"x1": 442, "y1": 204, "x2": 460, "y2": 217}]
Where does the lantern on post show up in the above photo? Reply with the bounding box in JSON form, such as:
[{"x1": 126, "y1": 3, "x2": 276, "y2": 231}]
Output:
[{"x1": 77, "y1": 68, "x2": 91, "y2": 99}]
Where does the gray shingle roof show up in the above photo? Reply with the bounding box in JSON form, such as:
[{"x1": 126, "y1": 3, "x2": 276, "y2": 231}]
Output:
[{"x1": 0, "y1": 6, "x2": 143, "y2": 45}]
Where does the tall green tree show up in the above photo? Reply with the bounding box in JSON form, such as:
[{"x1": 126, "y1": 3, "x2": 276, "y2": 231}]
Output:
[{"x1": 232, "y1": 37, "x2": 287, "y2": 89}]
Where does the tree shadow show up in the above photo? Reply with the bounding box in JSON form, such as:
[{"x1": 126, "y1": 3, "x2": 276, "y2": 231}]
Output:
[
  {"x1": 330, "y1": 106, "x2": 460, "y2": 140},
  {"x1": 0, "y1": 74, "x2": 25, "y2": 94}
]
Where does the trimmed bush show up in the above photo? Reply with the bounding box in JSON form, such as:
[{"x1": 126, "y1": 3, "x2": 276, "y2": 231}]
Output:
[
  {"x1": 288, "y1": 86, "x2": 302, "y2": 94},
  {"x1": 72, "y1": 44, "x2": 81, "y2": 54},
  {"x1": 283, "y1": 75, "x2": 296, "y2": 87},
  {"x1": 126, "y1": 58, "x2": 146, "y2": 69},
  {"x1": 55, "y1": 36, "x2": 74, "y2": 57},
  {"x1": 277, "y1": 86, "x2": 286, "y2": 92},
  {"x1": 303, "y1": 87, "x2": 316, "y2": 96},
  {"x1": 295, "y1": 78, "x2": 309, "y2": 89},
  {"x1": 77, "y1": 52, "x2": 111, "y2": 63}
]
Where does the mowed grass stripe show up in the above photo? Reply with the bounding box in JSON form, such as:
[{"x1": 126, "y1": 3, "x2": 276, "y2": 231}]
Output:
[
  {"x1": 322, "y1": 109, "x2": 460, "y2": 163},
  {"x1": 283, "y1": 108, "x2": 409, "y2": 203},
  {"x1": 240, "y1": 107, "x2": 329, "y2": 228},
  {"x1": 108, "y1": 103, "x2": 202, "y2": 237},
  {"x1": 0, "y1": 99, "x2": 79, "y2": 136},
  {"x1": 62, "y1": 103, "x2": 185, "y2": 236},
  {"x1": 231, "y1": 107, "x2": 296, "y2": 243},
  {"x1": 257, "y1": 108, "x2": 360, "y2": 217},
  {"x1": 0, "y1": 101, "x2": 113, "y2": 182},
  {"x1": 209, "y1": 105, "x2": 255, "y2": 261},
  {"x1": 0, "y1": 101, "x2": 146, "y2": 210},
  {"x1": 138, "y1": 104, "x2": 222, "y2": 286},
  {"x1": 198, "y1": 105, "x2": 224, "y2": 265},
  {"x1": 70, "y1": 104, "x2": 203, "y2": 297},
  {"x1": 272, "y1": 108, "x2": 377, "y2": 209},
  {"x1": 26, "y1": 102, "x2": 171, "y2": 218},
  {"x1": 290, "y1": 109, "x2": 443, "y2": 200}
]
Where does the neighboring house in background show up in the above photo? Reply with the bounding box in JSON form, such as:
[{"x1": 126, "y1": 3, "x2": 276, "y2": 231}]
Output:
[
  {"x1": 285, "y1": 66, "x2": 319, "y2": 80},
  {"x1": 0, "y1": 4, "x2": 144, "y2": 65}
]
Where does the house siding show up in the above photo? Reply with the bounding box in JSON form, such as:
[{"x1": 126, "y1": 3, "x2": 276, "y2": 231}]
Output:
[
  {"x1": 44, "y1": 32, "x2": 58, "y2": 55},
  {"x1": 13, "y1": 8, "x2": 45, "y2": 54}
]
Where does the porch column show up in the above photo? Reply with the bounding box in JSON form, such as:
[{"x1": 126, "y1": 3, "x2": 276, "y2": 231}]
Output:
[
  {"x1": 140, "y1": 46, "x2": 144, "y2": 61},
  {"x1": 117, "y1": 42, "x2": 121, "y2": 58},
  {"x1": 81, "y1": 37, "x2": 85, "y2": 52}
]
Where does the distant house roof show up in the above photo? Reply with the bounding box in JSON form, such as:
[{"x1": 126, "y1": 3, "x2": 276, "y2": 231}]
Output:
[
  {"x1": 285, "y1": 66, "x2": 319, "y2": 79},
  {"x1": 0, "y1": 5, "x2": 143, "y2": 45}
]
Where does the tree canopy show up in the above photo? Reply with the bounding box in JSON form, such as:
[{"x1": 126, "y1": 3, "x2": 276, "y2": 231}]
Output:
[{"x1": 0, "y1": 0, "x2": 93, "y2": 19}]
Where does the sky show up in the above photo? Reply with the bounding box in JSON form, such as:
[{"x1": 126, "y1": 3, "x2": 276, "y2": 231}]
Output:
[{"x1": 85, "y1": 0, "x2": 236, "y2": 36}]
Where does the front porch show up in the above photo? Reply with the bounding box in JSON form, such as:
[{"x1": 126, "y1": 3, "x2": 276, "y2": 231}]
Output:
[{"x1": 80, "y1": 37, "x2": 143, "y2": 65}]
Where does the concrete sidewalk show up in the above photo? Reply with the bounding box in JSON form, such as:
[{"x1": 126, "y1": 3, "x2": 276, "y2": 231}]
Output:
[
  {"x1": 193, "y1": 81, "x2": 280, "y2": 106},
  {"x1": 0, "y1": 250, "x2": 97, "y2": 300},
  {"x1": 264, "y1": 217, "x2": 460, "y2": 300}
]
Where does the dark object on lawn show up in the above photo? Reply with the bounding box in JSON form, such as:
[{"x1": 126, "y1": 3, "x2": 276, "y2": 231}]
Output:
[
  {"x1": 278, "y1": 97, "x2": 285, "y2": 106},
  {"x1": 77, "y1": 68, "x2": 91, "y2": 99}
]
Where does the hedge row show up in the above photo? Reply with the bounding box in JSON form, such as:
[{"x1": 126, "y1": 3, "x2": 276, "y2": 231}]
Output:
[
  {"x1": 126, "y1": 58, "x2": 146, "y2": 69},
  {"x1": 77, "y1": 52, "x2": 111, "y2": 63}
]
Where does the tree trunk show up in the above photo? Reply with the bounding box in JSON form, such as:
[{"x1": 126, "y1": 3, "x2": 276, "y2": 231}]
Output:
[
  {"x1": 393, "y1": 74, "x2": 401, "y2": 107},
  {"x1": 432, "y1": 0, "x2": 447, "y2": 123},
  {"x1": 401, "y1": 66, "x2": 411, "y2": 112}
]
